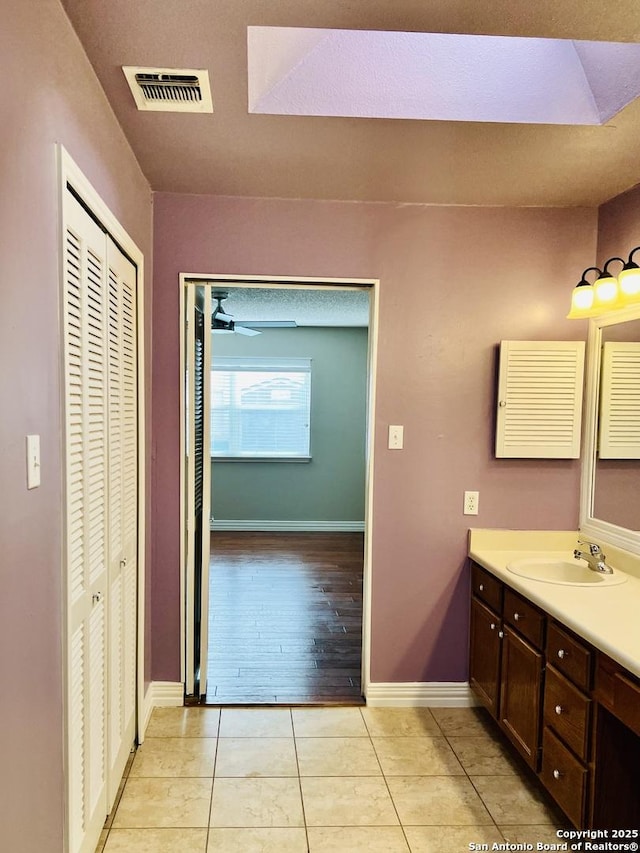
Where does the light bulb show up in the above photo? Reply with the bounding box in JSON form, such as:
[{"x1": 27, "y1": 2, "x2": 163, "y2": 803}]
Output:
[
  {"x1": 593, "y1": 274, "x2": 619, "y2": 307},
  {"x1": 618, "y1": 265, "x2": 640, "y2": 304}
]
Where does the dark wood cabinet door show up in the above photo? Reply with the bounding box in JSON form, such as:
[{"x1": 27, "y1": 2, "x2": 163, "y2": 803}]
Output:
[
  {"x1": 469, "y1": 596, "x2": 502, "y2": 718},
  {"x1": 499, "y1": 626, "x2": 544, "y2": 770}
]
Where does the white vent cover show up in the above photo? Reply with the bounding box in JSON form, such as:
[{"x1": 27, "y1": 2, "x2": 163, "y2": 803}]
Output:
[
  {"x1": 496, "y1": 340, "x2": 585, "y2": 459},
  {"x1": 122, "y1": 66, "x2": 213, "y2": 112}
]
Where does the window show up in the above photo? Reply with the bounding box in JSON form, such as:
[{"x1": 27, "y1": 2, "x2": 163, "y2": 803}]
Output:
[{"x1": 211, "y1": 357, "x2": 311, "y2": 459}]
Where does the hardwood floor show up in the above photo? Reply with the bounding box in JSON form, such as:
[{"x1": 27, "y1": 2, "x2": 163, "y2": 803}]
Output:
[{"x1": 205, "y1": 532, "x2": 364, "y2": 705}]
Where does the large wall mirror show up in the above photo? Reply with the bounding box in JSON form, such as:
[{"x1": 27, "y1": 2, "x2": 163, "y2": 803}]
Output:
[{"x1": 580, "y1": 307, "x2": 640, "y2": 554}]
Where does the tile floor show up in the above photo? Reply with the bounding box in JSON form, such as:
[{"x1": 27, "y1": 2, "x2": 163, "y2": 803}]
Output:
[{"x1": 97, "y1": 705, "x2": 573, "y2": 853}]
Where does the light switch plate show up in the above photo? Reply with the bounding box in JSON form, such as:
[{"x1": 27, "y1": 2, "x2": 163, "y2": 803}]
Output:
[{"x1": 26, "y1": 434, "x2": 41, "y2": 489}]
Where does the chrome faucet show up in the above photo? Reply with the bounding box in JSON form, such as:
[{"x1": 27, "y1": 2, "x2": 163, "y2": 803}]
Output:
[{"x1": 574, "y1": 540, "x2": 614, "y2": 574}]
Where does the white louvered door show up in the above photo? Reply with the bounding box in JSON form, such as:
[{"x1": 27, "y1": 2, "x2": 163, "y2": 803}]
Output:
[
  {"x1": 63, "y1": 193, "x2": 109, "y2": 853},
  {"x1": 106, "y1": 239, "x2": 138, "y2": 805},
  {"x1": 496, "y1": 340, "x2": 585, "y2": 459},
  {"x1": 63, "y1": 191, "x2": 139, "y2": 853}
]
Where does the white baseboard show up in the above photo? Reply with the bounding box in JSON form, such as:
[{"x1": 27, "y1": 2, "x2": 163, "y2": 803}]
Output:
[
  {"x1": 141, "y1": 681, "x2": 184, "y2": 736},
  {"x1": 366, "y1": 682, "x2": 478, "y2": 707},
  {"x1": 210, "y1": 519, "x2": 365, "y2": 532}
]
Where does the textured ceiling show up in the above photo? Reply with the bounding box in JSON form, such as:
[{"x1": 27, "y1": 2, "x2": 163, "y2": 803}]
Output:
[
  {"x1": 201, "y1": 285, "x2": 370, "y2": 327},
  {"x1": 61, "y1": 0, "x2": 640, "y2": 206}
]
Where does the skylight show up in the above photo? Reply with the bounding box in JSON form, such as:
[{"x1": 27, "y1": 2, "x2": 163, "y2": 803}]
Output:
[{"x1": 247, "y1": 28, "x2": 640, "y2": 126}]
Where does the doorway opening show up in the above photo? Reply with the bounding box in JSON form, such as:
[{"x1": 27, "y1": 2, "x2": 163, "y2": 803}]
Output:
[{"x1": 180, "y1": 275, "x2": 378, "y2": 705}]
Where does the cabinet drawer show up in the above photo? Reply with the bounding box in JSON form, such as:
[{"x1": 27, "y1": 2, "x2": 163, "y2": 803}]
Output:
[
  {"x1": 471, "y1": 562, "x2": 503, "y2": 613},
  {"x1": 546, "y1": 622, "x2": 592, "y2": 692},
  {"x1": 595, "y1": 654, "x2": 640, "y2": 737},
  {"x1": 543, "y1": 665, "x2": 591, "y2": 761},
  {"x1": 540, "y1": 727, "x2": 588, "y2": 828},
  {"x1": 504, "y1": 588, "x2": 545, "y2": 649}
]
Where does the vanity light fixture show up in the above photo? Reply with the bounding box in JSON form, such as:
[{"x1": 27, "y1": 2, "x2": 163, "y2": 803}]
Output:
[{"x1": 567, "y1": 247, "x2": 640, "y2": 318}]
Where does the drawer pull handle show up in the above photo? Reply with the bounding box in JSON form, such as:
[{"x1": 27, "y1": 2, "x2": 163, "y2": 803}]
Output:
[
  {"x1": 553, "y1": 769, "x2": 562, "y2": 780},
  {"x1": 555, "y1": 705, "x2": 563, "y2": 715},
  {"x1": 514, "y1": 612, "x2": 523, "y2": 621},
  {"x1": 557, "y1": 649, "x2": 567, "y2": 659},
  {"x1": 479, "y1": 584, "x2": 484, "y2": 591}
]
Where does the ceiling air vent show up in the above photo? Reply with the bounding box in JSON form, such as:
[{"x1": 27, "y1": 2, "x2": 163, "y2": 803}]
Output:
[{"x1": 122, "y1": 66, "x2": 213, "y2": 113}]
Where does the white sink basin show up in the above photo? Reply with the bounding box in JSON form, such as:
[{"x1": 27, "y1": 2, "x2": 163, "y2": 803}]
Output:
[{"x1": 506, "y1": 557, "x2": 628, "y2": 587}]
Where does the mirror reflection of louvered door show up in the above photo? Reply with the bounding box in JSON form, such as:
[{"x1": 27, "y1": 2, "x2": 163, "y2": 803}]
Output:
[{"x1": 63, "y1": 190, "x2": 138, "y2": 853}]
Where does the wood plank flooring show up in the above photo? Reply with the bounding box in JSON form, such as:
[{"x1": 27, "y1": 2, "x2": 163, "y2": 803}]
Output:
[{"x1": 205, "y1": 532, "x2": 364, "y2": 705}]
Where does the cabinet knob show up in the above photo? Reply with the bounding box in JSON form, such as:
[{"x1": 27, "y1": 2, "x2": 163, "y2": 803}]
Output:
[
  {"x1": 555, "y1": 705, "x2": 563, "y2": 715},
  {"x1": 557, "y1": 649, "x2": 567, "y2": 659},
  {"x1": 479, "y1": 583, "x2": 484, "y2": 591},
  {"x1": 498, "y1": 631, "x2": 504, "y2": 639},
  {"x1": 514, "y1": 612, "x2": 522, "y2": 621},
  {"x1": 553, "y1": 769, "x2": 562, "y2": 780},
  {"x1": 490, "y1": 623, "x2": 496, "y2": 630},
  {"x1": 92, "y1": 592, "x2": 103, "y2": 605}
]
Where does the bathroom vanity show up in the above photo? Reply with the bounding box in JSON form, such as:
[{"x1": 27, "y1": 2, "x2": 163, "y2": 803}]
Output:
[{"x1": 468, "y1": 531, "x2": 640, "y2": 830}]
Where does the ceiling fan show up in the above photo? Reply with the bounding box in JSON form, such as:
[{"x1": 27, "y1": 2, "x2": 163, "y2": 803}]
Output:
[{"x1": 211, "y1": 290, "x2": 296, "y2": 336}]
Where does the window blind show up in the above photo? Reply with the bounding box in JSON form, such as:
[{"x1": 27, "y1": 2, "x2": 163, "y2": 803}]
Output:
[{"x1": 211, "y1": 357, "x2": 311, "y2": 458}]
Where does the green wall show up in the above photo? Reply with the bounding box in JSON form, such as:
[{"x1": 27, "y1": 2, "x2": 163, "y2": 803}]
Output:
[{"x1": 211, "y1": 327, "x2": 368, "y2": 522}]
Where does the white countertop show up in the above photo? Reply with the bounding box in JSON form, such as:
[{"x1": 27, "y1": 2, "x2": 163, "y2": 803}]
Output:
[{"x1": 468, "y1": 530, "x2": 640, "y2": 679}]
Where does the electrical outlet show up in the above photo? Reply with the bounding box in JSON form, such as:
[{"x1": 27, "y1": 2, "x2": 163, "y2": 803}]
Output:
[
  {"x1": 464, "y1": 490, "x2": 479, "y2": 515},
  {"x1": 388, "y1": 425, "x2": 404, "y2": 450}
]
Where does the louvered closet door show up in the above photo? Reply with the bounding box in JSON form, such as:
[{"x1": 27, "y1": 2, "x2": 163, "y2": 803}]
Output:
[
  {"x1": 63, "y1": 192, "x2": 109, "y2": 853},
  {"x1": 106, "y1": 238, "x2": 138, "y2": 806}
]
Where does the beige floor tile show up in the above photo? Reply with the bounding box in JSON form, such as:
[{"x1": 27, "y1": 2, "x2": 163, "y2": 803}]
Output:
[
  {"x1": 207, "y1": 827, "x2": 308, "y2": 852},
  {"x1": 429, "y1": 707, "x2": 495, "y2": 737},
  {"x1": 301, "y1": 776, "x2": 399, "y2": 826},
  {"x1": 361, "y1": 707, "x2": 441, "y2": 737},
  {"x1": 372, "y1": 736, "x2": 465, "y2": 776},
  {"x1": 470, "y1": 775, "x2": 559, "y2": 825},
  {"x1": 292, "y1": 707, "x2": 368, "y2": 737},
  {"x1": 404, "y1": 825, "x2": 504, "y2": 852},
  {"x1": 130, "y1": 737, "x2": 216, "y2": 777},
  {"x1": 447, "y1": 736, "x2": 520, "y2": 775},
  {"x1": 307, "y1": 826, "x2": 410, "y2": 852},
  {"x1": 215, "y1": 737, "x2": 298, "y2": 777},
  {"x1": 104, "y1": 828, "x2": 208, "y2": 852},
  {"x1": 219, "y1": 708, "x2": 293, "y2": 738},
  {"x1": 113, "y1": 778, "x2": 212, "y2": 828},
  {"x1": 386, "y1": 776, "x2": 493, "y2": 826},
  {"x1": 146, "y1": 707, "x2": 220, "y2": 738},
  {"x1": 499, "y1": 825, "x2": 572, "y2": 845},
  {"x1": 296, "y1": 736, "x2": 381, "y2": 776},
  {"x1": 210, "y1": 777, "x2": 304, "y2": 827}
]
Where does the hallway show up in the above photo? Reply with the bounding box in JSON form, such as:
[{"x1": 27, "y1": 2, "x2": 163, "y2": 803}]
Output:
[{"x1": 206, "y1": 533, "x2": 364, "y2": 704}]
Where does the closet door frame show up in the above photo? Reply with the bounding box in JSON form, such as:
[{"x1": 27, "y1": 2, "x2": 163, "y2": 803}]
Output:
[{"x1": 58, "y1": 147, "x2": 146, "y2": 844}]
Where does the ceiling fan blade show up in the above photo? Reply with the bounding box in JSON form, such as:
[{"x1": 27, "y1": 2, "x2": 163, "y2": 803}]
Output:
[
  {"x1": 236, "y1": 320, "x2": 297, "y2": 328},
  {"x1": 214, "y1": 310, "x2": 234, "y2": 323},
  {"x1": 233, "y1": 325, "x2": 261, "y2": 336}
]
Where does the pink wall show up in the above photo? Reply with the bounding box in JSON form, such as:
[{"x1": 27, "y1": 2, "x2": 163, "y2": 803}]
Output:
[
  {"x1": 597, "y1": 183, "x2": 640, "y2": 263},
  {"x1": 0, "y1": 2, "x2": 152, "y2": 850},
  {"x1": 152, "y1": 193, "x2": 595, "y2": 683}
]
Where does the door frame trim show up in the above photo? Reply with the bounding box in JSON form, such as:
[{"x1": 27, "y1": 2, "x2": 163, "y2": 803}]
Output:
[
  {"x1": 58, "y1": 146, "x2": 147, "y2": 847},
  {"x1": 179, "y1": 273, "x2": 379, "y2": 696}
]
